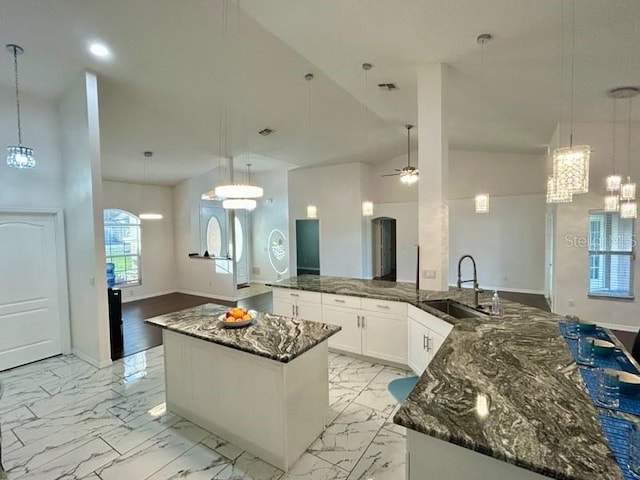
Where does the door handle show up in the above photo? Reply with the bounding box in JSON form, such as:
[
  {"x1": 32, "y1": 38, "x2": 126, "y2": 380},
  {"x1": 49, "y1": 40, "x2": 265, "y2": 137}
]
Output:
[{"x1": 423, "y1": 335, "x2": 428, "y2": 350}]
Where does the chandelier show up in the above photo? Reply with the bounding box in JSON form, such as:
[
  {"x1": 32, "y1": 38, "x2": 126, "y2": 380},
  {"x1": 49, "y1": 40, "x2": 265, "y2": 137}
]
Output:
[{"x1": 6, "y1": 44, "x2": 35, "y2": 169}]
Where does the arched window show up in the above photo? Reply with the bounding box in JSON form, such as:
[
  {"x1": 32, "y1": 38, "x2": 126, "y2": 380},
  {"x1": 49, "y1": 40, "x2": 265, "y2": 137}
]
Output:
[{"x1": 104, "y1": 209, "x2": 141, "y2": 286}]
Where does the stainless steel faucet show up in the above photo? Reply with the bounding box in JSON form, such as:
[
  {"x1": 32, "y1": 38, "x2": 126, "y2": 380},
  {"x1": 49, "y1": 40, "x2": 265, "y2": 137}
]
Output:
[{"x1": 457, "y1": 254, "x2": 483, "y2": 308}]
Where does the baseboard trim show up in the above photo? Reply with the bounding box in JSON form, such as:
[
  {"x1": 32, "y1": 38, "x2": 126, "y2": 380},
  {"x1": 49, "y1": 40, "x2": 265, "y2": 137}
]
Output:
[
  {"x1": 177, "y1": 289, "x2": 236, "y2": 302},
  {"x1": 122, "y1": 289, "x2": 178, "y2": 304},
  {"x1": 597, "y1": 322, "x2": 638, "y2": 333},
  {"x1": 72, "y1": 348, "x2": 113, "y2": 368}
]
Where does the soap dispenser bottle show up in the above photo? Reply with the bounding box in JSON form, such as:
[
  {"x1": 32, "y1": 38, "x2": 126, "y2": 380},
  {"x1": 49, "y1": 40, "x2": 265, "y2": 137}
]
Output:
[{"x1": 491, "y1": 291, "x2": 500, "y2": 315}]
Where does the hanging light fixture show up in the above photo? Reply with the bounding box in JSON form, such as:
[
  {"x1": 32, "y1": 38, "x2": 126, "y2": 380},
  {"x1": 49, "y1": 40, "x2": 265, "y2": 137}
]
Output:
[
  {"x1": 399, "y1": 125, "x2": 418, "y2": 185},
  {"x1": 306, "y1": 205, "x2": 317, "y2": 219},
  {"x1": 475, "y1": 194, "x2": 490, "y2": 214},
  {"x1": 362, "y1": 201, "x2": 374, "y2": 217},
  {"x1": 139, "y1": 151, "x2": 163, "y2": 220},
  {"x1": 6, "y1": 44, "x2": 35, "y2": 169},
  {"x1": 473, "y1": 33, "x2": 492, "y2": 212},
  {"x1": 223, "y1": 198, "x2": 257, "y2": 211},
  {"x1": 552, "y1": 0, "x2": 590, "y2": 196},
  {"x1": 604, "y1": 90, "x2": 622, "y2": 211},
  {"x1": 215, "y1": 162, "x2": 263, "y2": 200},
  {"x1": 618, "y1": 88, "x2": 639, "y2": 218}
]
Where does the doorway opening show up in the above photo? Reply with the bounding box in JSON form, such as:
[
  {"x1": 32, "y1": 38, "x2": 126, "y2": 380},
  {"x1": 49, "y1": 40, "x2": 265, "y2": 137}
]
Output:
[
  {"x1": 296, "y1": 219, "x2": 320, "y2": 276},
  {"x1": 372, "y1": 217, "x2": 397, "y2": 282}
]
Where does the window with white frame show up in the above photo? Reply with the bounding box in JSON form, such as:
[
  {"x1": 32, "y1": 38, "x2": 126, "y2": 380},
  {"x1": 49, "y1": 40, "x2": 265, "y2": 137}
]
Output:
[
  {"x1": 104, "y1": 209, "x2": 141, "y2": 286},
  {"x1": 588, "y1": 211, "x2": 634, "y2": 298}
]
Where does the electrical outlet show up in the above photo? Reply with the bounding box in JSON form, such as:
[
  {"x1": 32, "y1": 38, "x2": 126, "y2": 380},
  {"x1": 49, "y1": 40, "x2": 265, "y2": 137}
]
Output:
[
  {"x1": 423, "y1": 269, "x2": 437, "y2": 279},
  {"x1": 252, "y1": 267, "x2": 261, "y2": 275},
  {"x1": 208, "y1": 282, "x2": 212, "y2": 288},
  {"x1": 568, "y1": 299, "x2": 575, "y2": 308},
  {"x1": 128, "y1": 289, "x2": 134, "y2": 297}
]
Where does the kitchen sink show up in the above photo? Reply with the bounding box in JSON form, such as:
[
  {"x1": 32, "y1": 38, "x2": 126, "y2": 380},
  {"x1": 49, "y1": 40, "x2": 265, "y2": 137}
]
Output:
[{"x1": 422, "y1": 299, "x2": 488, "y2": 319}]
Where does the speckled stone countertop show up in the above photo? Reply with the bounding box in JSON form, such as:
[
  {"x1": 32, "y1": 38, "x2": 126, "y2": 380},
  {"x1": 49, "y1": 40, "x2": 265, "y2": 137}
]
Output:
[
  {"x1": 271, "y1": 276, "x2": 621, "y2": 480},
  {"x1": 145, "y1": 303, "x2": 341, "y2": 363}
]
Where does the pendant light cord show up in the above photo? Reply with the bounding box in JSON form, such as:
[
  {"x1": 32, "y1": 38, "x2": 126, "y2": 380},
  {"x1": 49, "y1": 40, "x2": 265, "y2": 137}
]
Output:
[
  {"x1": 569, "y1": 0, "x2": 576, "y2": 147},
  {"x1": 12, "y1": 47, "x2": 22, "y2": 145},
  {"x1": 628, "y1": 97, "x2": 633, "y2": 179},
  {"x1": 406, "y1": 126, "x2": 410, "y2": 168},
  {"x1": 612, "y1": 98, "x2": 617, "y2": 174}
]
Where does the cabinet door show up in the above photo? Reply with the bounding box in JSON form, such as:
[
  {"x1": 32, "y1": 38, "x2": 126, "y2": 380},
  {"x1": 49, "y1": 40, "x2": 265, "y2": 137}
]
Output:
[
  {"x1": 322, "y1": 305, "x2": 360, "y2": 354},
  {"x1": 273, "y1": 298, "x2": 296, "y2": 317},
  {"x1": 408, "y1": 318, "x2": 430, "y2": 375},
  {"x1": 426, "y1": 328, "x2": 446, "y2": 368},
  {"x1": 297, "y1": 301, "x2": 322, "y2": 323},
  {"x1": 361, "y1": 312, "x2": 407, "y2": 364}
]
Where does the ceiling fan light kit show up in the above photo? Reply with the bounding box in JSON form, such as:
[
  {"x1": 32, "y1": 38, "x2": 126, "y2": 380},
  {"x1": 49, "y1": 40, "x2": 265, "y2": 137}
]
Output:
[{"x1": 382, "y1": 125, "x2": 418, "y2": 185}]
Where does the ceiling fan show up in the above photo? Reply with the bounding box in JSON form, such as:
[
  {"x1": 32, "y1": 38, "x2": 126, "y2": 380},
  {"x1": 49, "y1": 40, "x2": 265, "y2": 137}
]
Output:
[{"x1": 381, "y1": 124, "x2": 418, "y2": 185}]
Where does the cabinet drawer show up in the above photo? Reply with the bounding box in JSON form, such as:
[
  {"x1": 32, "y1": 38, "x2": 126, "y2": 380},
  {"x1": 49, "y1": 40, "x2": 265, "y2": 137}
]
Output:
[
  {"x1": 272, "y1": 288, "x2": 321, "y2": 304},
  {"x1": 361, "y1": 298, "x2": 406, "y2": 317},
  {"x1": 322, "y1": 293, "x2": 361, "y2": 309}
]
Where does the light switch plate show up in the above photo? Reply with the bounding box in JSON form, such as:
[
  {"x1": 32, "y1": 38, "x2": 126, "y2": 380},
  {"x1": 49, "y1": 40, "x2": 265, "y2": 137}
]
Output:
[{"x1": 423, "y1": 269, "x2": 437, "y2": 279}]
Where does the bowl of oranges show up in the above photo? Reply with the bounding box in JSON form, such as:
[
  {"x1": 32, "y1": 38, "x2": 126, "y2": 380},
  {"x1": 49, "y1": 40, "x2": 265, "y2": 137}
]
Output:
[{"x1": 218, "y1": 307, "x2": 256, "y2": 328}]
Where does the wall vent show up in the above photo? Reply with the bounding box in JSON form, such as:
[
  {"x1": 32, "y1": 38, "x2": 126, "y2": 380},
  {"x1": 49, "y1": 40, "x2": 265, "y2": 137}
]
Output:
[
  {"x1": 258, "y1": 128, "x2": 274, "y2": 136},
  {"x1": 378, "y1": 83, "x2": 398, "y2": 91}
]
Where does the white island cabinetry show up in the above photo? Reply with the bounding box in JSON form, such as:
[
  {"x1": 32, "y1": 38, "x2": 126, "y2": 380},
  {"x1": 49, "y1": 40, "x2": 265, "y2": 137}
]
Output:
[{"x1": 407, "y1": 304, "x2": 453, "y2": 375}]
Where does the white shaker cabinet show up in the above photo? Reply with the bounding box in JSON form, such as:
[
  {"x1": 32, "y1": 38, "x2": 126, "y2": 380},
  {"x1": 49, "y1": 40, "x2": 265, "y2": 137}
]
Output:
[
  {"x1": 272, "y1": 288, "x2": 322, "y2": 322},
  {"x1": 322, "y1": 305, "x2": 361, "y2": 354},
  {"x1": 407, "y1": 304, "x2": 453, "y2": 375}
]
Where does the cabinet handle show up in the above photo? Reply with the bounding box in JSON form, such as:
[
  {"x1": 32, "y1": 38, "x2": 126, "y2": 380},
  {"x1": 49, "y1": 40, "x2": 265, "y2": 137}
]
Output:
[
  {"x1": 292, "y1": 305, "x2": 295, "y2": 316},
  {"x1": 361, "y1": 316, "x2": 365, "y2": 328},
  {"x1": 376, "y1": 304, "x2": 390, "y2": 309},
  {"x1": 357, "y1": 315, "x2": 360, "y2": 328},
  {"x1": 295, "y1": 305, "x2": 299, "y2": 316},
  {"x1": 290, "y1": 293, "x2": 299, "y2": 297},
  {"x1": 334, "y1": 299, "x2": 346, "y2": 303},
  {"x1": 426, "y1": 336, "x2": 432, "y2": 352},
  {"x1": 423, "y1": 335, "x2": 428, "y2": 350}
]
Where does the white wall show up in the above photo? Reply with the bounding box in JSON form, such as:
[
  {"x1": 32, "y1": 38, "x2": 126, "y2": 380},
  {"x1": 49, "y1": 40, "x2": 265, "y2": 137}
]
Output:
[
  {"x1": 449, "y1": 194, "x2": 546, "y2": 293},
  {"x1": 102, "y1": 181, "x2": 177, "y2": 301},
  {"x1": 552, "y1": 122, "x2": 640, "y2": 331},
  {"x1": 249, "y1": 170, "x2": 289, "y2": 283},
  {"x1": 449, "y1": 150, "x2": 546, "y2": 199},
  {"x1": 288, "y1": 163, "x2": 365, "y2": 278},
  {"x1": 59, "y1": 72, "x2": 111, "y2": 367},
  {"x1": 174, "y1": 167, "x2": 236, "y2": 299},
  {"x1": 0, "y1": 86, "x2": 64, "y2": 208}
]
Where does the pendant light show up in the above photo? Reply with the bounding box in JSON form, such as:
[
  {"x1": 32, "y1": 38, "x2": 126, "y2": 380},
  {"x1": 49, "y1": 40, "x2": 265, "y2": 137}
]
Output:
[
  {"x1": 6, "y1": 44, "x2": 35, "y2": 169},
  {"x1": 552, "y1": 0, "x2": 590, "y2": 196},
  {"x1": 619, "y1": 88, "x2": 639, "y2": 218},
  {"x1": 139, "y1": 151, "x2": 163, "y2": 220},
  {"x1": 220, "y1": 163, "x2": 258, "y2": 210},
  {"x1": 361, "y1": 62, "x2": 374, "y2": 217},
  {"x1": 604, "y1": 90, "x2": 622, "y2": 211},
  {"x1": 304, "y1": 72, "x2": 319, "y2": 217},
  {"x1": 475, "y1": 33, "x2": 491, "y2": 213}
]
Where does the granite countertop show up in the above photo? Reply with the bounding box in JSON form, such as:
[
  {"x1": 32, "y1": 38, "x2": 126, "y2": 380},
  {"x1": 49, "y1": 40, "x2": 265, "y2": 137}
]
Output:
[
  {"x1": 145, "y1": 303, "x2": 341, "y2": 363},
  {"x1": 271, "y1": 275, "x2": 622, "y2": 480}
]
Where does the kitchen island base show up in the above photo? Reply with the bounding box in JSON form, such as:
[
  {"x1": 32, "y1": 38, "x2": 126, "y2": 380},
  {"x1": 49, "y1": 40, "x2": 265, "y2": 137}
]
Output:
[
  {"x1": 163, "y1": 329, "x2": 329, "y2": 471},
  {"x1": 407, "y1": 430, "x2": 549, "y2": 480}
]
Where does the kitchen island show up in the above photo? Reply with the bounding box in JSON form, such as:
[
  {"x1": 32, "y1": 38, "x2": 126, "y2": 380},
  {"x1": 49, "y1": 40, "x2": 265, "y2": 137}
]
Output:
[
  {"x1": 272, "y1": 275, "x2": 622, "y2": 480},
  {"x1": 145, "y1": 303, "x2": 340, "y2": 471}
]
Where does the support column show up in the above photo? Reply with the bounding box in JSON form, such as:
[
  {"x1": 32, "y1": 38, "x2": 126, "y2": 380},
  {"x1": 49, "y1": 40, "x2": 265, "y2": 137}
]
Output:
[{"x1": 417, "y1": 63, "x2": 449, "y2": 291}]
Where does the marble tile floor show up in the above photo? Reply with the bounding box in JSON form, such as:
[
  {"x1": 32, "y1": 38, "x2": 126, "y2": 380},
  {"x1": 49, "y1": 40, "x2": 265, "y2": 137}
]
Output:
[{"x1": 0, "y1": 347, "x2": 408, "y2": 479}]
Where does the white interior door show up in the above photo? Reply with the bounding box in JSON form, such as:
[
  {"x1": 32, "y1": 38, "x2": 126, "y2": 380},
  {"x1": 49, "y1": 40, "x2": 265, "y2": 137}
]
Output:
[{"x1": 0, "y1": 214, "x2": 62, "y2": 370}]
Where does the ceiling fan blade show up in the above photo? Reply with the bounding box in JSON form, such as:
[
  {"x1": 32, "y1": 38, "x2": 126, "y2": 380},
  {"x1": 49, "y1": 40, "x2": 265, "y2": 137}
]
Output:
[{"x1": 381, "y1": 173, "x2": 401, "y2": 177}]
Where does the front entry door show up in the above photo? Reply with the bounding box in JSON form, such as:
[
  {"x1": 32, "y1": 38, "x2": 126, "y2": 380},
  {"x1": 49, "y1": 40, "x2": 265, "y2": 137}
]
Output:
[{"x1": 0, "y1": 213, "x2": 63, "y2": 370}]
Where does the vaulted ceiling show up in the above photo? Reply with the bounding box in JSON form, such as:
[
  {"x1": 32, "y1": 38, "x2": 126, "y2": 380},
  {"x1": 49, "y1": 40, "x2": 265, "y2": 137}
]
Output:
[{"x1": 0, "y1": 0, "x2": 638, "y2": 185}]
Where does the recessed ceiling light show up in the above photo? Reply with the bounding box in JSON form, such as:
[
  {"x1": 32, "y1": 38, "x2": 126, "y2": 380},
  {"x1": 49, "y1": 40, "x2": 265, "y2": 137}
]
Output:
[{"x1": 89, "y1": 43, "x2": 111, "y2": 59}]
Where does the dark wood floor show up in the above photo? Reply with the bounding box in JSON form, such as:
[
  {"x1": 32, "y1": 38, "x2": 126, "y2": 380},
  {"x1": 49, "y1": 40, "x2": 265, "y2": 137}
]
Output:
[{"x1": 114, "y1": 292, "x2": 273, "y2": 360}]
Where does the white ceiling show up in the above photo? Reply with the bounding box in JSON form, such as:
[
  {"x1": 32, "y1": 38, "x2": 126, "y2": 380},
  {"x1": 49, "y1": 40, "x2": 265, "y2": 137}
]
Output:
[{"x1": 0, "y1": 0, "x2": 639, "y2": 185}]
